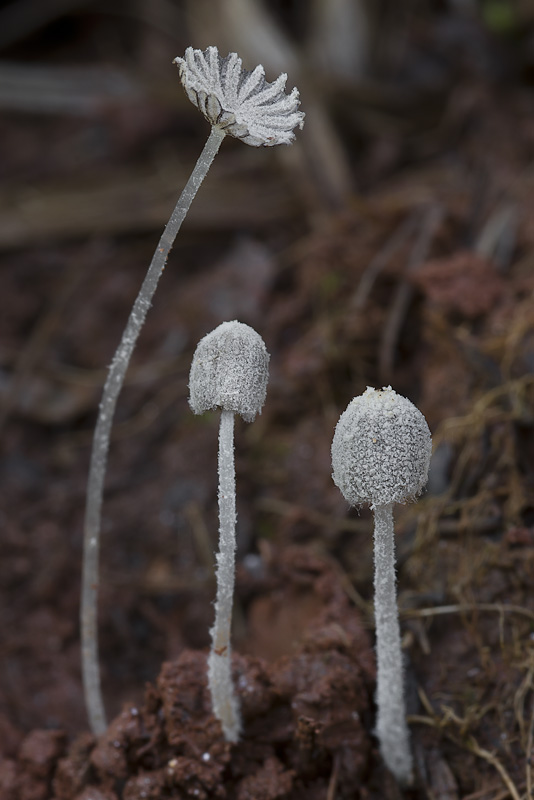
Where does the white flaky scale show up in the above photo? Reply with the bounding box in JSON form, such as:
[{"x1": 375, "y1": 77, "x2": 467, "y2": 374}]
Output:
[
  {"x1": 332, "y1": 386, "x2": 432, "y2": 509},
  {"x1": 189, "y1": 321, "x2": 269, "y2": 423}
]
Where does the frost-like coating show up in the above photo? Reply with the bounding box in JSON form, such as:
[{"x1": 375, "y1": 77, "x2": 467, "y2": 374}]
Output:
[
  {"x1": 174, "y1": 46, "x2": 305, "y2": 147},
  {"x1": 332, "y1": 386, "x2": 432, "y2": 507},
  {"x1": 189, "y1": 321, "x2": 269, "y2": 423}
]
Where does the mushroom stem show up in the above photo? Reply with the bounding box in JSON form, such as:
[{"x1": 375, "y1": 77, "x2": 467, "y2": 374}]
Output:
[
  {"x1": 373, "y1": 502, "x2": 413, "y2": 785},
  {"x1": 81, "y1": 125, "x2": 226, "y2": 736},
  {"x1": 208, "y1": 408, "x2": 242, "y2": 742}
]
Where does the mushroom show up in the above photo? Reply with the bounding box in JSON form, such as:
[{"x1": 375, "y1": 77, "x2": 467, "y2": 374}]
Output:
[
  {"x1": 81, "y1": 47, "x2": 303, "y2": 735},
  {"x1": 189, "y1": 320, "x2": 270, "y2": 742},
  {"x1": 331, "y1": 386, "x2": 432, "y2": 784}
]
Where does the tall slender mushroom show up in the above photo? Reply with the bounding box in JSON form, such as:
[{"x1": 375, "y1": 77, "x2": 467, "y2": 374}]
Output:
[
  {"x1": 331, "y1": 386, "x2": 432, "y2": 784},
  {"x1": 189, "y1": 320, "x2": 270, "y2": 742},
  {"x1": 81, "y1": 47, "x2": 303, "y2": 736}
]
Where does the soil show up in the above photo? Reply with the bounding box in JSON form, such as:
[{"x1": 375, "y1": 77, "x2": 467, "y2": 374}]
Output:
[{"x1": 1, "y1": 3, "x2": 534, "y2": 799}]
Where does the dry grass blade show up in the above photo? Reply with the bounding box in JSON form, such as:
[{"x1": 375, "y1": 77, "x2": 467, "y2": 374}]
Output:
[
  {"x1": 464, "y1": 738, "x2": 521, "y2": 800},
  {"x1": 475, "y1": 203, "x2": 518, "y2": 272},
  {"x1": 351, "y1": 210, "x2": 420, "y2": 310},
  {"x1": 379, "y1": 204, "x2": 443, "y2": 381},
  {"x1": 401, "y1": 603, "x2": 534, "y2": 624},
  {"x1": 462, "y1": 784, "x2": 522, "y2": 800},
  {"x1": 434, "y1": 376, "x2": 534, "y2": 445},
  {"x1": 326, "y1": 753, "x2": 340, "y2": 800},
  {"x1": 307, "y1": 0, "x2": 369, "y2": 79},
  {"x1": 526, "y1": 688, "x2": 534, "y2": 798},
  {"x1": 411, "y1": 689, "x2": 523, "y2": 800},
  {"x1": 0, "y1": 161, "x2": 296, "y2": 249},
  {"x1": 256, "y1": 496, "x2": 369, "y2": 534},
  {"x1": 0, "y1": 62, "x2": 138, "y2": 115},
  {"x1": 513, "y1": 659, "x2": 534, "y2": 746}
]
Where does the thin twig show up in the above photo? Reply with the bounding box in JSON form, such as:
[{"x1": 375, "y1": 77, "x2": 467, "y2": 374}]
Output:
[
  {"x1": 379, "y1": 204, "x2": 443, "y2": 382},
  {"x1": 513, "y1": 660, "x2": 534, "y2": 746},
  {"x1": 465, "y1": 738, "x2": 521, "y2": 800},
  {"x1": 0, "y1": 62, "x2": 137, "y2": 115},
  {"x1": 401, "y1": 603, "x2": 534, "y2": 624},
  {"x1": 0, "y1": 157, "x2": 295, "y2": 250},
  {"x1": 256, "y1": 496, "x2": 368, "y2": 534},
  {"x1": 526, "y1": 692, "x2": 534, "y2": 799},
  {"x1": 462, "y1": 783, "x2": 521, "y2": 800},
  {"x1": 475, "y1": 203, "x2": 518, "y2": 273},
  {"x1": 326, "y1": 753, "x2": 340, "y2": 800},
  {"x1": 185, "y1": 502, "x2": 217, "y2": 574},
  {"x1": 351, "y1": 211, "x2": 420, "y2": 310},
  {"x1": 411, "y1": 689, "x2": 523, "y2": 800}
]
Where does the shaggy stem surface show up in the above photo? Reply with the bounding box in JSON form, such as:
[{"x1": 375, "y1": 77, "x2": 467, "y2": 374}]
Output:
[
  {"x1": 207, "y1": 409, "x2": 242, "y2": 742},
  {"x1": 81, "y1": 126, "x2": 226, "y2": 736},
  {"x1": 373, "y1": 502, "x2": 413, "y2": 784}
]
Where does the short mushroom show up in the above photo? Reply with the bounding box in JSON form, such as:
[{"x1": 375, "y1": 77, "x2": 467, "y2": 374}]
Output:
[
  {"x1": 189, "y1": 320, "x2": 270, "y2": 742},
  {"x1": 331, "y1": 386, "x2": 432, "y2": 784}
]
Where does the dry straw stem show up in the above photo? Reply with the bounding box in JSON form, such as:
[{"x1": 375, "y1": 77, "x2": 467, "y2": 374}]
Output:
[
  {"x1": 410, "y1": 375, "x2": 534, "y2": 577},
  {"x1": 526, "y1": 699, "x2": 534, "y2": 800},
  {"x1": 410, "y1": 690, "x2": 522, "y2": 800},
  {"x1": 401, "y1": 602, "x2": 534, "y2": 625},
  {"x1": 417, "y1": 687, "x2": 527, "y2": 800},
  {"x1": 434, "y1": 375, "x2": 534, "y2": 447},
  {"x1": 378, "y1": 204, "x2": 443, "y2": 382}
]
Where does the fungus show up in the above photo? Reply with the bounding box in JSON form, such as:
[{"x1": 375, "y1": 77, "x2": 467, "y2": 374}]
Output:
[
  {"x1": 175, "y1": 47, "x2": 305, "y2": 147},
  {"x1": 331, "y1": 386, "x2": 432, "y2": 784},
  {"x1": 81, "y1": 47, "x2": 303, "y2": 736},
  {"x1": 189, "y1": 321, "x2": 270, "y2": 742}
]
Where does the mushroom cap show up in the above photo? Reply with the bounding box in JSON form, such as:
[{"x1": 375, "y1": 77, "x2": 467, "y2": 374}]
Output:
[
  {"x1": 189, "y1": 321, "x2": 269, "y2": 423},
  {"x1": 331, "y1": 386, "x2": 432, "y2": 508},
  {"x1": 174, "y1": 46, "x2": 304, "y2": 147}
]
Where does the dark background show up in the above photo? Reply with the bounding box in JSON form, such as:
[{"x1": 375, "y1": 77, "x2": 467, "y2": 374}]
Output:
[{"x1": 1, "y1": 0, "x2": 534, "y2": 795}]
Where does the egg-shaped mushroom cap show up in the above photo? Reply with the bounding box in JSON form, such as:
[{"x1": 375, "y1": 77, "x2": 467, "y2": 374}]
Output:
[
  {"x1": 189, "y1": 321, "x2": 269, "y2": 423},
  {"x1": 332, "y1": 386, "x2": 432, "y2": 508}
]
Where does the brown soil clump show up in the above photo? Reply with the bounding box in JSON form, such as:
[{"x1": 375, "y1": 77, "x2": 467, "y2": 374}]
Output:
[{"x1": 2, "y1": 549, "x2": 378, "y2": 799}]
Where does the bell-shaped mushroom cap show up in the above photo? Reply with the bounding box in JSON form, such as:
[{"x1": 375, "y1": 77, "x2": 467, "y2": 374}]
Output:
[
  {"x1": 189, "y1": 321, "x2": 269, "y2": 423},
  {"x1": 332, "y1": 386, "x2": 432, "y2": 508}
]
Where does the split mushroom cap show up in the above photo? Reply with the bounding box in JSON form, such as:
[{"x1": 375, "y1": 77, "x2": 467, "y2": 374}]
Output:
[
  {"x1": 189, "y1": 320, "x2": 270, "y2": 423},
  {"x1": 332, "y1": 386, "x2": 432, "y2": 508},
  {"x1": 174, "y1": 46, "x2": 305, "y2": 147}
]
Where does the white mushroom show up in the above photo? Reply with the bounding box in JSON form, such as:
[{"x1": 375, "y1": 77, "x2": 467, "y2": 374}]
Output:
[
  {"x1": 81, "y1": 47, "x2": 302, "y2": 737},
  {"x1": 332, "y1": 386, "x2": 432, "y2": 784},
  {"x1": 190, "y1": 321, "x2": 269, "y2": 742}
]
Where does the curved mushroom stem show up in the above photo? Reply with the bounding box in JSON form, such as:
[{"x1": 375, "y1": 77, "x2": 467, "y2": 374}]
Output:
[
  {"x1": 373, "y1": 502, "x2": 413, "y2": 785},
  {"x1": 207, "y1": 408, "x2": 242, "y2": 742},
  {"x1": 81, "y1": 125, "x2": 226, "y2": 736}
]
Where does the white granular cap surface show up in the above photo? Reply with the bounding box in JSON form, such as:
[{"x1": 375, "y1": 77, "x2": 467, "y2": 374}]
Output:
[
  {"x1": 189, "y1": 320, "x2": 269, "y2": 423},
  {"x1": 332, "y1": 386, "x2": 432, "y2": 507}
]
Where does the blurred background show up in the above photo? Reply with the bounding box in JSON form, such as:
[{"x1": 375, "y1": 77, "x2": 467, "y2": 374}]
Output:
[{"x1": 1, "y1": 0, "x2": 534, "y2": 793}]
